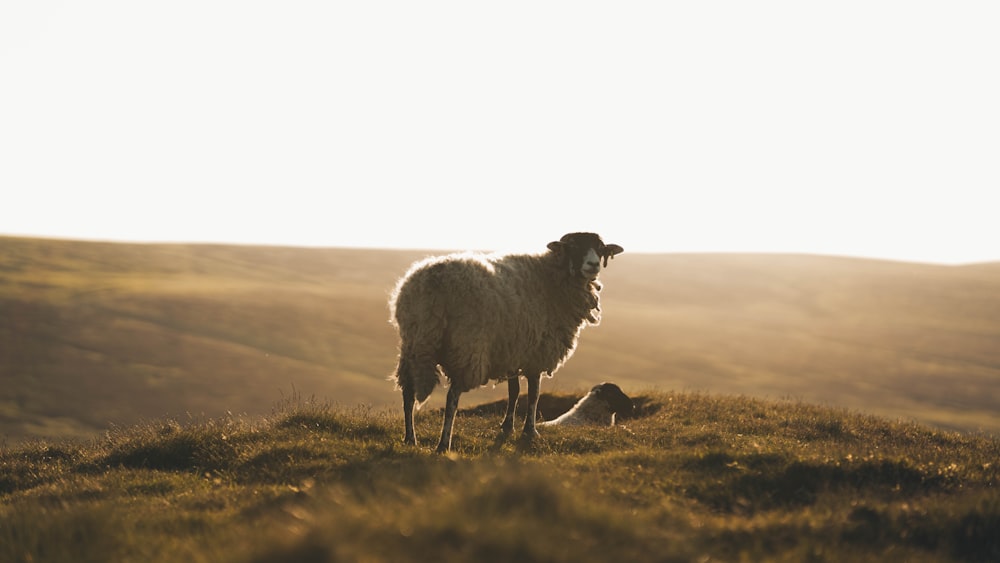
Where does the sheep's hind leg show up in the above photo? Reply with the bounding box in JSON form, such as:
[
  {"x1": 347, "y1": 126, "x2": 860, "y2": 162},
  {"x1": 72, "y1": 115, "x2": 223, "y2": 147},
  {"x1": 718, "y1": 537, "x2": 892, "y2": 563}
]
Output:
[
  {"x1": 499, "y1": 376, "x2": 519, "y2": 436},
  {"x1": 402, "y1": 379, "x2": 417, "y2": 446},
  {"x1": 436, "y1": 385, "x2": 462, "y2": 453},
  {"x1": 522, "y1": 372, "x2": 542, "y2": 440}
]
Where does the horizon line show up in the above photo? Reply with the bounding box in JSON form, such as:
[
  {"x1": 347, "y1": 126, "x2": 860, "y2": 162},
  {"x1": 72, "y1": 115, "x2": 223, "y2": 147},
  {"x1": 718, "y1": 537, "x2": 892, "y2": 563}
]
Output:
[{"x1": 2, "y1": 232, "x2": 996, "y2": 267}]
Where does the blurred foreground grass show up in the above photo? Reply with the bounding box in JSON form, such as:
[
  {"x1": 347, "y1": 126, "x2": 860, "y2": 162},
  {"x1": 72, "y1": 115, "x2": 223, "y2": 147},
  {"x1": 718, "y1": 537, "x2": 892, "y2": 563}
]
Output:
[{"x1": 2, "y1": 391, "x2": 998, "y2": 562}]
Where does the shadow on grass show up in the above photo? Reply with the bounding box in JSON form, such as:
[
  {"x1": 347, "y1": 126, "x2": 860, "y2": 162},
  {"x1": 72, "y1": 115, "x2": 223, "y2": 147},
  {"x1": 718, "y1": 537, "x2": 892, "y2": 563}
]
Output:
[
  {"x1": 101, "y1": 428, "x2": 240, "y2": 473},
  {"x1": 685, "y1": 452, "x2": 956, "y2": 513}
]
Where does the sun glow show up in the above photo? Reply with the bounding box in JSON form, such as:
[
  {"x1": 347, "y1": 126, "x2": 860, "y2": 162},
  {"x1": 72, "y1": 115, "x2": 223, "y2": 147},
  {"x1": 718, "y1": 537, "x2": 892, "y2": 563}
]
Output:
[{"x1": 1, "y1": 2, "x2": 997, "y2": 264}]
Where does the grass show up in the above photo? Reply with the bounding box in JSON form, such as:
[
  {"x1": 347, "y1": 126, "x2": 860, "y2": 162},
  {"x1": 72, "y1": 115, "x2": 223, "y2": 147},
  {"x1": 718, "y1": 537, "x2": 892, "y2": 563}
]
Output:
[{"x1": 2, "y1": 391, "x2": 998, "y2": 562}]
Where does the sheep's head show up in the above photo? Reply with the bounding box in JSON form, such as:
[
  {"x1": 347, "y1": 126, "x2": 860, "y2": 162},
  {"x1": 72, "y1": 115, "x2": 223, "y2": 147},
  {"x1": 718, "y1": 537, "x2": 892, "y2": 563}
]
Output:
[
  {"x1": 547, "y1": 232, "x2": 624, "y2": 281},
  {"x1": 592, "y1": 382, "x2": 635, "y2": 418}
]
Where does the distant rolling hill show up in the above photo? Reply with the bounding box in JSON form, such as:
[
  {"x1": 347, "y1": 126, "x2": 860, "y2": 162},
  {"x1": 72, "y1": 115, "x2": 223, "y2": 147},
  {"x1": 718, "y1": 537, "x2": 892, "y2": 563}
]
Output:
[{"x1": 2, "y1": 236, "x2": 998, "y2": 442}]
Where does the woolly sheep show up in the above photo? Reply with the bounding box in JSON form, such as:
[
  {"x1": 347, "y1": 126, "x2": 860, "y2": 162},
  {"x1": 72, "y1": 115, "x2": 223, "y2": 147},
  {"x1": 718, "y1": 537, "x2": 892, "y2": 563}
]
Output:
[
  {"x1": 538, "y1": 382, "x2": 634, "y2": 427},
  {"x1": 389, "y1": 232, "x2": 624, "y2": 452}
]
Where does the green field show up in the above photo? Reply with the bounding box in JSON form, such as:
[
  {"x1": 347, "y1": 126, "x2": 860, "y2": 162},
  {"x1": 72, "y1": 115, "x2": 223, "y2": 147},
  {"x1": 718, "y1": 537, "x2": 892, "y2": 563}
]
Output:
[
  {"x1": 2, "y1": 236, "x2": 998, "y2": 442},
  {"x1": 2, "y1": 392, "x2": 997, "y2": 562}
]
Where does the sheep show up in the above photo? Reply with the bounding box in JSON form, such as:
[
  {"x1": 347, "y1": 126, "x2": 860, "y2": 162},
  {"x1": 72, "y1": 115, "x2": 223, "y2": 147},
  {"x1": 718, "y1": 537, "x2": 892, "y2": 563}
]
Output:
[
  {"x1": 538, "y1": 382, "x2": 634, "y2": 427},
  {"x1": 388, "y1": 232, "x2": 624, "y2": 453}
]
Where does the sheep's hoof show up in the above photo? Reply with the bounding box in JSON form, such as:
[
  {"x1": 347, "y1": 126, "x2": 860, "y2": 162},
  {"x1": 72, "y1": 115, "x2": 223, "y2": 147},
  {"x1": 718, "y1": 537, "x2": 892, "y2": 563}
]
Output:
[
  {"x1": 515, "y1": 430, "x2": 541, "y2": 451},
  {"x1": 403, "y1": 435, "x2": 417, "y2": 446},
  {"x1": 434, "y1": 443, "x2": 450, "y2": 454},
  {"x1": 499, "y1": 424, "x2": 514, "y2": 437}
]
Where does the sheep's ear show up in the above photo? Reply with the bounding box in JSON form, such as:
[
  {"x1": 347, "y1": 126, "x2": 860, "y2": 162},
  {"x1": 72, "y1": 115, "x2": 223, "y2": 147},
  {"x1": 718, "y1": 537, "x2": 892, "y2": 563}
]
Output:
[
  {"x1": 600, "y1": 244, "x2": 624, "y2": 267},
  {"x1": 547, "y1": 241, "x2": 564, "y2": 253}
]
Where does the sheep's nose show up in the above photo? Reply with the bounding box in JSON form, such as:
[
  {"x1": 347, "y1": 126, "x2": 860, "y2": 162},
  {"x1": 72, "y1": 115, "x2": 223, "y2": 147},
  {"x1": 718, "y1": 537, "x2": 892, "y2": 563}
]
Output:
[{"x1": 585, "y1": 258, "x2": 601, "y2": 268}]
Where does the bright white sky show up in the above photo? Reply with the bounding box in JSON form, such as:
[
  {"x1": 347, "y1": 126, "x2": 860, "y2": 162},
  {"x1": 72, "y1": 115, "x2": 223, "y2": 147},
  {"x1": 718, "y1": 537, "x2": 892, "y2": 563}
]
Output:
[{"x1": 1, "y1": 2, "x2": 998, "y2": 264}]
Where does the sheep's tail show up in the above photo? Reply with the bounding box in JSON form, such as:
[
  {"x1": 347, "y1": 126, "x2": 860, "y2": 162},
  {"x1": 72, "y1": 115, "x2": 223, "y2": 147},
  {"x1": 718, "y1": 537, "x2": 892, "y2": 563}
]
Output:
[
  {"x1": 393, "y1": 354, "x2": 440, "y2": 406},
  {"x1": 390, "y1": 315, "x2": 444, "y2": 404},
  {"x1": 389, "y1": 267, "x2": 448, "y2": 405}
]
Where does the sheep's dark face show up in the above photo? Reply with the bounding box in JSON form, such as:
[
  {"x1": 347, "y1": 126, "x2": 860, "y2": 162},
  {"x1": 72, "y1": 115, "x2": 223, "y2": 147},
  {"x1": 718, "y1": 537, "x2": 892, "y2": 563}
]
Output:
[
  {"x1": 547, "y1": 232, "x2": 624, "y2": 281},
  {"x1": 592, "y1": 382, "x2": 634, "y2": 417}
]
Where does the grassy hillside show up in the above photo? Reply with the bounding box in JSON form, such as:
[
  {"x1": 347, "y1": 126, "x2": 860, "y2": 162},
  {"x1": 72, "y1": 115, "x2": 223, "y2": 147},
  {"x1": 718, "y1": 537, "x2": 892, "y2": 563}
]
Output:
[
  {"x1": 593, "y1": 253, "x2": 1000, "y2": 434},
  {"x1": 1, "y1": 392, "x2": 998, "y2": 562},
  {"x1": 2, "y1": 236, "x2": 999, "y2": 442},
  {"x1": 0, "y1": 237, "x2": 425, "y2": 441}
]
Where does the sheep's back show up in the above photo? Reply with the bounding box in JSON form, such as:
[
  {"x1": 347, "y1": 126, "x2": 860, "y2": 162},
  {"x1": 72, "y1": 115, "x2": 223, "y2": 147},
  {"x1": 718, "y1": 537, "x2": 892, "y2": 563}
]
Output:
[{"x1": 390, "y1": 253, "x2": 507, "y2": 341}]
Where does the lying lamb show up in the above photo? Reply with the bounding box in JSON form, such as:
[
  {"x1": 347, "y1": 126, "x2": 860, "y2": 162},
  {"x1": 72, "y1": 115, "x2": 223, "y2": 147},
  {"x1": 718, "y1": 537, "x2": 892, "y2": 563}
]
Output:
[
  {"x1": 540, "y1": 382, "x2": 634, "y2": 427},
  {"x1": 389, "y1": 232, "x2": 624, "y2": 452}
]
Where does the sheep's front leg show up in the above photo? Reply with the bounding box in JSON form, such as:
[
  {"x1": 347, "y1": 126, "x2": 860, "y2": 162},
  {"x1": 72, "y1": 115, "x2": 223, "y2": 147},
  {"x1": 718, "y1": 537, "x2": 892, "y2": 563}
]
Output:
[
  {"x1": 500, "y1": 376, "x2": 519, "y2": 436},
  {"x1": 436, "y1": 385, "x2": 462, "y2": 453},
  {"x1": 522, "y1": 372, "x2": 541, "y2": 439}
]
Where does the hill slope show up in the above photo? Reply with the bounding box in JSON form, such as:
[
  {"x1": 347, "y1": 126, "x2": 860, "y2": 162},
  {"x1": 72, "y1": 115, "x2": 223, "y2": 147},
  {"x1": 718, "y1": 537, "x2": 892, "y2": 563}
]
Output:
[
  {"x1": 2, "y1": 236, "x2": 999, "y2": 441},
  {"x1": 1, "y1": 392, "x2": 998, "y2": 562}
]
